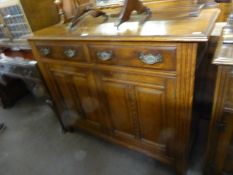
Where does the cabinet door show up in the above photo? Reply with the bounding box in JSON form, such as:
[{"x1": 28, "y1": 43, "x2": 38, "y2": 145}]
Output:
[
  {"x1": 44, "y1": 63, "x2": 105, "y2": 131},
  {"x1": 96, "y1": 70, "x2": 176, "y2": 158},
  {"x1": 214, "y1": 112, "x2": 233, "y2": 175}
]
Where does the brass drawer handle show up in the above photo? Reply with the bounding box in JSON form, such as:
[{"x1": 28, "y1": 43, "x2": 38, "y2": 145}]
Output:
[
  {"x1": 139, "y1": 53, "x2": 163, "y2": 65},
  {"x1": 64, "y1": 48, "x2": 76, "y2": 58},
  {"x1": 97, "y1": 51, "x2": 113, "y2": 61},
  {"x1": 40, "y1": 47, "x2": 51, "y2": 57}
]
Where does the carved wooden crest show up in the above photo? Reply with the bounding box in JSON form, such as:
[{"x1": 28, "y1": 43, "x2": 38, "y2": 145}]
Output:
[{"x1": 116, "y1": 0, "x2": 151, "y2": 28}]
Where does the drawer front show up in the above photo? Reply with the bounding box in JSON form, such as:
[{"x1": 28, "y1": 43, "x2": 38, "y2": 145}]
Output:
[
  {"x1": 35, "y1": 42, "x2": 87, "y2": 62},
  {"x1": 88, "y1": 44, "x2": 177, "y2": 70}
]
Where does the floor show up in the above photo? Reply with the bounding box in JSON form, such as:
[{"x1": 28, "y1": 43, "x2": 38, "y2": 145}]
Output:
[{"x1": 0, "y1": 95, "x2": 208, "y2": 175}]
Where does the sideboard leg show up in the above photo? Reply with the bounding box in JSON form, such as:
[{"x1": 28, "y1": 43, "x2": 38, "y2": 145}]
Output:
[
  {"x1": 175, "y1": 168, "x2": 186, "y2": 175},
  {"x1": 175, "y1": 158, "x2": 187, "y2": 175}
]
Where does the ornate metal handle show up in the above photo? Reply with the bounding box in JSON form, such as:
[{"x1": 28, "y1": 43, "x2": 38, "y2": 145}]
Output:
[
  {"x1": 64, "y1": 48, "x2": 76, "y2": 58},
  {"x1": 139, "y1": 53, "x2": 163, "y2": 65},
  {"x1": 97, "y1": 51, "x2": 113, "y2": 61},
  {"x1": 40, "y1": 47, "x2": 51, "y2": 57}
]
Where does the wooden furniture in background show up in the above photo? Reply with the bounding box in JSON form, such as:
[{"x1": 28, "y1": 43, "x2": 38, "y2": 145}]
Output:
[
  {"x1": 193, "y1": 22, "x2": 227, "y2": 120},
  {"x1": 61, "y1": 0, "x2": 79, "y2": 19},
  {"x1": 60, "y1": 0, "x2": 94, "y2": 20},
  {"x1": 216, "y1": 1, "x2": 232, "y2": 21},
  {"x1": 29, "y1": 2, "x2": 219, "y2": 175},
  {"x1": 54, "y1": 0, "x2": 68, "y2": 24},
  {"x1": 205, "y1": 24, "x2": 233, "y2": 175}
]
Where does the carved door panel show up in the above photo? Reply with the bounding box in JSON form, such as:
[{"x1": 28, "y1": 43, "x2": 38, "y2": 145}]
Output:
[
  {"x1": 96, "y1": 70, "x2": 176, "y2": 157},
  {"x1": 100, "y1": 81, "x2": 136, "y2": 138},
  {"x1": 44, "y1": 63, "x2": 105, "y2": 131},
  {"x1": 214, "y1": 112, "x2": 233, "y2": 175},
  {"x1": 135, "y1": 86, "x2": 166, "y2": 146}
]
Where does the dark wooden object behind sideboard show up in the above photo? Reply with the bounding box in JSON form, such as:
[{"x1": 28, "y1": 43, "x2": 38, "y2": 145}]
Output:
[
  {"x1": 2, "y1": 49, "x2": 34, "y2": 60},
  {"x1": 205, "y1": 37, "x2": 233, "y2": 174}
]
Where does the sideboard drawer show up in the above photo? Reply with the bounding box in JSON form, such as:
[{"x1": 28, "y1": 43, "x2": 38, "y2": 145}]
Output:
[
  {"x1": 35, "y1": 43, "x2": 87, "y2": 62},
  {"x1": 88, "y1": 44, "x2": 177, "y2": 71}
]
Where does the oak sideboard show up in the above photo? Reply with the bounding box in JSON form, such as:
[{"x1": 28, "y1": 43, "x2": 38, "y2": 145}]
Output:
[{"x1": 29, "y1": 2, "x2": 219, "y2": 174}]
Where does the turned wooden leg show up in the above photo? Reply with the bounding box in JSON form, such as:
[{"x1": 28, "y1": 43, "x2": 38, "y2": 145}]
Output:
[
  {"x1": 175, "y1": 161, "x2": 187, "y2": 175},
  {"x1": 174, "y1": 142, "x2": 188, "y2": 175}
]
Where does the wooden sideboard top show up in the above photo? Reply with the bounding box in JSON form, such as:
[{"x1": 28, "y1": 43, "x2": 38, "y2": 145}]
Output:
[
  {"x1": 213, "y1": 40, "x2": 233, "y2": 65},
  {"x1": 213, "y1": 19, "x2": 233, "y2": 65},
  {"x1": 29, "y1": 1, "x2": 220, "y2": 42}
]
